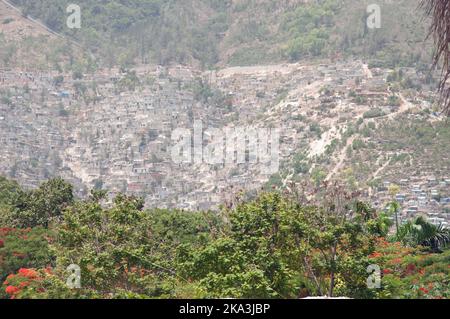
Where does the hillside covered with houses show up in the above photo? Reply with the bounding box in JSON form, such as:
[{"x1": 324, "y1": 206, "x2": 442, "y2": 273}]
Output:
[{"x1": 0, "y1": 0, "x2": 449, "y2": 301}]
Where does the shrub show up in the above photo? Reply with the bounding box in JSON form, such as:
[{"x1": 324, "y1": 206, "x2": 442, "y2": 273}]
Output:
[
  {"x1": 363, "y1": 108, "x2": 386, "y2": 119},
  {"x1": 0, "y1": 227, "x2": 52, "y2": 282}
]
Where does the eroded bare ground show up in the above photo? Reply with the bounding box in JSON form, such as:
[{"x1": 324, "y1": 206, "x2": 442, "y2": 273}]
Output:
[{"x1": 0, "y1": 1, "x2": 54, "y2": 40}]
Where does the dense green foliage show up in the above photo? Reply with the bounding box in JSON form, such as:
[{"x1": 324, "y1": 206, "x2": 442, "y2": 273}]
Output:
[
  {"x1": 396, "y1": 216, "x2": 450, "y2": 252},
  {"x1": 0, "y1": 177, "x2": 73, "y2": 228},
  {"x1": 5, "y1": 0, "x2": 433, "y2": 69},
  {"x1": 368, "y1": 238, "x2": 450, "y2": 299},
  {"x1": 0, "y1": 177, "x2": 448, "y2": 299},
  {"x1": 0, "y1": 227, "x2": 52, "y2": 283},
  {"x1": 282, "y1": 0, "x2": 338, "y2": 60},
  {"x1": 178, "y1": 193, "x2": 383, "y2": 298}
]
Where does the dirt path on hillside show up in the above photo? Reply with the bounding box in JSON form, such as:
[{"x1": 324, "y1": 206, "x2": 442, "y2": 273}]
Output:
[
  {"x1": 391, "y1": 93, "x2": 411, "y2": 118},
  {"x1": 1, "y1": 0, "x2": 91, "y2": 54},
  {"x1": 366, "y1": 158, "x2": 391, "y2": 195},
  {"x1": 362, "y1": 63, "x2": 373, "y2": 79},
  {"x1": 324, "y1": 92, "x2": 414, "y2": 182},
  {"x1": 325, "y1": 136, "x2": 355, "y2": 181},
  {"x1": 0, "y1": 0, "x2": 52, "y2": 39},
  {"x1": 372, "y1": 158, "x2": 390, "y2": 180}
]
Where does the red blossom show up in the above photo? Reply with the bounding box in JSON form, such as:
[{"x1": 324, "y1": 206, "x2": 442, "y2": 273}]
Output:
[
  {"x1": 0, "y1": 228, "x2": 15, "y2": 236},
  {"x1": 18, "y1": 268, "x2": 38, "y2": 279},
  {"x1": 390, "y1": 257, "x2": 403, "y2": 264},
  {"x1": 0, "y1": 239, "x2": 4, "y2": 248},
  {"x1": 5, "y1": 285, "x2": 19, "y2": 295},
  {"x1": 44, "y1": 267, "x2": 52, "y2": 275},
  {"x1": 376, "y1": 241, "x2": 389, "y2": 248},
  {"x1": 369, "y1": 252, "x2": 382, "y2": 259},
  {"x1": 382, "y1": 268, "x2": 392, "y2": 274},
  {"x1": 419, "y1": 287, "x2": 429, "y2": 294},
  {"x1": 19, "y1": 281, "x2": 30, "y2": 288}
]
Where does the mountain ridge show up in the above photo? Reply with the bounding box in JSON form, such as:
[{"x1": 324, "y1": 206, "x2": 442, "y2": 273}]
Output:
[{"x1": 0, "y1": 0, "x2": 433, "y2": 72}]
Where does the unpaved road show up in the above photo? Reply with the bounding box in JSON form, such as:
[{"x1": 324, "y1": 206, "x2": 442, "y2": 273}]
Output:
[{"x1": 325, "y1": 136, "x2": 355, "y2": 181}]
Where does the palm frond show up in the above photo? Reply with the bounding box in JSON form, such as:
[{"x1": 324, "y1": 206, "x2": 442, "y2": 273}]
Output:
[
  {"x1": 421, "y1": 0, "x2": 450, "y2": 116},
  {"x1": 397, "y1": 216, "x2": 450, "y2": 251}
]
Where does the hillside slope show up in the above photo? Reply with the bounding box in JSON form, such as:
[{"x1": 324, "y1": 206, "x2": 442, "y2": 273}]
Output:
[
  {"x1": 1, "y1": 0, "x2": 433, "y2": 70},
  {"x1": 0, "y1": 0, "x2": 91, "y2": 71}
]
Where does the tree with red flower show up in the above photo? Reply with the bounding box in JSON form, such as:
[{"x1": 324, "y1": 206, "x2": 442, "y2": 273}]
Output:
[
  {"x1": 18, "y1": 268, "x2": 38, "y2": 279},
  {"x1": 5, "y1": 285, "x2": 19, "y2": 296},
  {"x1": 419, "y1": 287, "x2": 429, "y2": 294}
]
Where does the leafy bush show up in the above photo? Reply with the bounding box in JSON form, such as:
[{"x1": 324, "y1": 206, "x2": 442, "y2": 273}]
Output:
[
  {"x1": 1, "y1": 178, "x2": 73, "y2": 228},
  {"x1": 0, "y1": 176, "x2": 448, "y2": 299},
  {"x1": 363, "y1": 108, "x2": 386, "y2": 119},
  {"x1": 369, "y1": 239, "x2": 450, "y2": 299},
  {"x1": 0, "y1": 227, "x2": 52, "y2": 282}
]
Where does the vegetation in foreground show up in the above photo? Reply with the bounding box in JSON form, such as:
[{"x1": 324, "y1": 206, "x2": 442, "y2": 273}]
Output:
[{"x1": 0, "y1": 176, "x2": 448, "y2": 299}]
